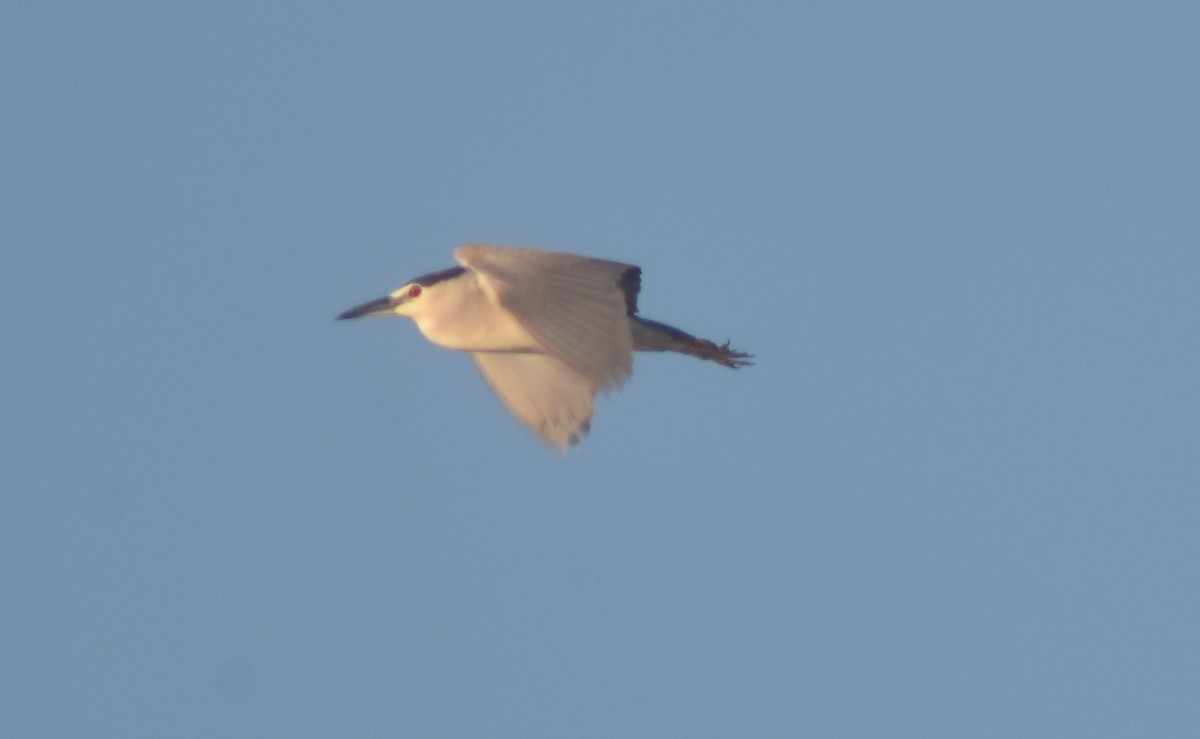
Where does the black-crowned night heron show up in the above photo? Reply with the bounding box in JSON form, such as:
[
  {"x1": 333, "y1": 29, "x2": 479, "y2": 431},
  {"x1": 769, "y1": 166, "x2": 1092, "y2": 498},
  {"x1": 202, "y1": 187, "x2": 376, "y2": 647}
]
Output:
[{"x1": 338, "y1": 243, "x2": 752, "y2": 450}]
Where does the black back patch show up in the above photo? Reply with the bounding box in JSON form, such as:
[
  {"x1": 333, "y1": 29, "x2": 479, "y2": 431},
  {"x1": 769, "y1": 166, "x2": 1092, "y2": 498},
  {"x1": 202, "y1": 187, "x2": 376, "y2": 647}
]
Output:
[{"x1": 618, "y1": 266, "x2": 642, "y2": 315}]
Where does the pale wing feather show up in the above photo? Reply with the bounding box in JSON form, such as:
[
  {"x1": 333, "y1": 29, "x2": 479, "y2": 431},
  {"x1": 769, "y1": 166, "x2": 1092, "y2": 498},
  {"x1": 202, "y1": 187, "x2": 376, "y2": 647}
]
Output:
[
  {"x1": 456, "y1": 244, "x2": 636, "y2": 390},
  {"x1": 470, "y1": 352, "x2": 596, "y2": 450}
]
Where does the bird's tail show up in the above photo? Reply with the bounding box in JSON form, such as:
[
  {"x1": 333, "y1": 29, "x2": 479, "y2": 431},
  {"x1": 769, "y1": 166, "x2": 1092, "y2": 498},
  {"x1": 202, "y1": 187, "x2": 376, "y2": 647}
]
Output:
[{"x1": 630, "y1": 317, "x2": 753, "y2": 368}]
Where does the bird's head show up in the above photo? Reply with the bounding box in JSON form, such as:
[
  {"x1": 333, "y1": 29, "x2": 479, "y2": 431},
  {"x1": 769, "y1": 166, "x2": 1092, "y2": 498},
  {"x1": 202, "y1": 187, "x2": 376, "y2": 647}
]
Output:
[{"x1": 336, "y1": 266, "x2": 467, "y2": 322}]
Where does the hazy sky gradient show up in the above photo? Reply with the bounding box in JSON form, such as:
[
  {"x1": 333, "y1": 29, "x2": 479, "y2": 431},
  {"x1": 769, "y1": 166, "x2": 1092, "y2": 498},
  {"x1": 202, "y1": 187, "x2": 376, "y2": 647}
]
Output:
[{"x1": 3, "y1": 3, "x2": 1198, "y2": 736}]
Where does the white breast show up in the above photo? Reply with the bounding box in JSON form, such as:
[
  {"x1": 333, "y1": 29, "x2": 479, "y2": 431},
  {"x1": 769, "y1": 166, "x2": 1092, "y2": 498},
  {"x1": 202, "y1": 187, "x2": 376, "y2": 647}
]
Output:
[{"x1": 411, "y1": 274, "x2": 543, "y2": 353}]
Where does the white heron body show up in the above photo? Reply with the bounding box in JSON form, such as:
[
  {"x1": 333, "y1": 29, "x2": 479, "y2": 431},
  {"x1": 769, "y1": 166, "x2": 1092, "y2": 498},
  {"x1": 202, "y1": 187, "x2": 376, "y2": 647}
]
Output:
[
  {"x1": 338, "y1": 243, "x2": 751, "y2": 450},
  {"x1": 406, "y1": 269, "x2": 538, "y2": 353}
]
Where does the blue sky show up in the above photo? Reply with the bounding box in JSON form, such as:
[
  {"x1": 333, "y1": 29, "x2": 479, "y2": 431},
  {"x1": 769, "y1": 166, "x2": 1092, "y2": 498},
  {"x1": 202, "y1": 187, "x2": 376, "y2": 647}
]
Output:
[{"x1": 3, "y1": 2, "x2": 1198, "y2": 736}]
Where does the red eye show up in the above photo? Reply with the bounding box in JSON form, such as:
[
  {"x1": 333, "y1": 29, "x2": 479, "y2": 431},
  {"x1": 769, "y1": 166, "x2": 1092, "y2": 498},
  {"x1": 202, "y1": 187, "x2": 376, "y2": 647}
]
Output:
[{"x1": 408, "y1": 285, "x2": 422, "y2": 299}]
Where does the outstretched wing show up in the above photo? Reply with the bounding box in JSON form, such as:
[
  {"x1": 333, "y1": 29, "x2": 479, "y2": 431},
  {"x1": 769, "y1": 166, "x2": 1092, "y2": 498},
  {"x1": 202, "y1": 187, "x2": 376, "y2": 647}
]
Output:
[
  {"x1": 470, "y1": 352, "x2": 596, "y2": 450},
  {"x1": 456, "y1": 244, "x2": 638, "y2": 391}
]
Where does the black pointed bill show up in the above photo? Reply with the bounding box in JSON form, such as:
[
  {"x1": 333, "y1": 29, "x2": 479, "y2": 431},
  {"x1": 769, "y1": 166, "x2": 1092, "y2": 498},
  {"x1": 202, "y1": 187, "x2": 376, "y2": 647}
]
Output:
[{"x1": 336, "y1": 296, "x2": 395, "y2": 320}]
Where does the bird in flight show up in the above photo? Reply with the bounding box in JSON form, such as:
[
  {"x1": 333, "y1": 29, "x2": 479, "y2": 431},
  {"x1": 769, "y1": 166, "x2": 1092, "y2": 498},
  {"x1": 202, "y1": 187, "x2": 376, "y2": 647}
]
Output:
[{"x1": 338, "y1": 243, "x2": 752, "y2": 450}]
